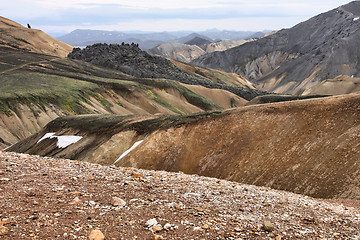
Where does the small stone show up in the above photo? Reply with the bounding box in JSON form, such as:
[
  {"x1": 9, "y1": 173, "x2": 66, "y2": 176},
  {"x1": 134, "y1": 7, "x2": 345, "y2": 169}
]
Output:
[
  {"x1": 275, "y1": 235, "x2": 282, "y2": 240},
  {"x1": 132, "y1": 172, "x2": 143, "y2": 178},
  {"x1": 145, "y1": 218, "x2": 158, "y2": 228},
  {"x1": 0, "y1": 178, "x2": 10, "y2": 181},
  {"x1": 70, "y1": 191, "x2": 82, "y2": 195},
  {"x1": 148, "y1": 196, "x2": 155, "y2": 202},
  {"x1": 193, "y1": 226, "x2": 202, "y2": 231},
  {"x1": 153, "y1": 234, "x2": 164, "y2": 240},
  {"x1": 195, "y1": 207, "x2": 204, "y2": 212},
  {"x1": 263, "y1": 220, "x2": 274, "y2": 232},
  {"x1": 153, "y1": 225, "x2": 162, "y2": 232},
  {"x1": 88, "y1": 229, "x2": 105, "y2": 240},
  {"x1": 54, "y1": 186, "x2": 64, "y2": 191},
  {"x1": 69, "y1": 197, "x2": 82, "y2": 205},
  {"x1": 163, "y1": 223, "x2": 172, "y2": 230},
  {"x1": 112, "y1": 197, "x2": 126, "y2": 207},
  {"x1": 0, "y1": 226, "x2": 8, "y2": 236},
  {"x1": 54, "y1": 213, "x2": 61, "y2": 217},
  {"x1": 234, "y1": 227, "x2": 242, "y2": 232},
  {"x1": 202, "y1": 224, "x2": 210, "y2": 229}
]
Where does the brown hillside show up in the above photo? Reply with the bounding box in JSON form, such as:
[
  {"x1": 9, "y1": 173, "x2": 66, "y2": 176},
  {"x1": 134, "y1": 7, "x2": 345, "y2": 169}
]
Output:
[
  {"x1": 0, "y1": 44, "x2": 247, "y2": 147},
  {"x1": 0, "y1": 16, "x2": 73, "y2": 57},
  {"x1": 0, "y1": 82, "x2": 241, "y2": 146},
  {"x1": 179, "y1": 83, "x2": 247, "y2": 108},
  {"x1": 9, "y1": 94, "x2": 360, "y2": 199},
  {"x1": 169, "y1": 59, "x2": 255, "y2": 89},
  {"x1": 114, "y1": 94, "x2": 360, "y2": 199}
]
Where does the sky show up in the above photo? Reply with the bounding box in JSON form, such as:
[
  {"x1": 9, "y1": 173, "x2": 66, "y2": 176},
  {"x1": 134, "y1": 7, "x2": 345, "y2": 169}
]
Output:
[{"x1": 1, "y1": 0, "x2": 354, "y2": 36}]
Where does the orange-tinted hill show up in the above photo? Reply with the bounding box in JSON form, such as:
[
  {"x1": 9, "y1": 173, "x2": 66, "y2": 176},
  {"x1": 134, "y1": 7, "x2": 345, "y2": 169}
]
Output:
[
  {"x1": 9, "y1": 93, "x2": 360, "y2": 200},
  {"x1": 0, "y1": 16, "x2": 73, "y2": 57}
]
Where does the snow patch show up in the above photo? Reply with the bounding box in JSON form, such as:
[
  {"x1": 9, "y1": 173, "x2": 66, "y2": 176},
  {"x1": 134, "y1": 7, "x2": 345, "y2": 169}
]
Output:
[
  {"x1": 4, "y1": 144, "x2": 15, "y2": 151},
  {"x1": 37, "y1": 133, "x2": 82, "y2": 148},
  {"x1": 113, "y1": 140, "x2": 144, "y2": 164},
  {"x1": 353, "y1": 17, "x2": 359, "y2": 21},
  {"x1": 37, "y1": 133, "x2": 56, "y2": 143},
  {"x1": 55, "y1": 136, "x2": 83, "y2": 148}
]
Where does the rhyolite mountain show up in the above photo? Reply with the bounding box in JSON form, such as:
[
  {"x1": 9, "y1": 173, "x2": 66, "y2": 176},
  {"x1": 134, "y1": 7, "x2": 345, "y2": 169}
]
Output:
[
  {"x1": 147, "y1": 42, "x2": 206, "y2": 63},
  {"x1": 192, "y1": 1, "x2": 360, "y2": 95},
  {"x1": 0, "y1": 17, "x2": 261, "y2": 148},
  {"x1": 148, "y1": 39, "x2": 253, "y2": 63}
]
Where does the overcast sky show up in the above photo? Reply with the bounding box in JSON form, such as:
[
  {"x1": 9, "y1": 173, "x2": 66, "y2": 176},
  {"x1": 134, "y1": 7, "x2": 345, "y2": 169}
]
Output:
[{"x1": 1, "y1": 0, "x2": 354, "y2": 35}]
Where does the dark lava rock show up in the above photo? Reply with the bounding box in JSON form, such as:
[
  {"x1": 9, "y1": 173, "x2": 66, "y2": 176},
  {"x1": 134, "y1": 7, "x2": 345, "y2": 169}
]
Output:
[{"x1": 68, "y1": 43, "x2": 267, "y2": 100}]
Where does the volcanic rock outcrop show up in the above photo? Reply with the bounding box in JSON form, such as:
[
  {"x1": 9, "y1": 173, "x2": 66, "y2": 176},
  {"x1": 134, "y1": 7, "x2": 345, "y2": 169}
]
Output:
[{"x1": 68, "y1": 43, "x2": 267, "y2": 100}]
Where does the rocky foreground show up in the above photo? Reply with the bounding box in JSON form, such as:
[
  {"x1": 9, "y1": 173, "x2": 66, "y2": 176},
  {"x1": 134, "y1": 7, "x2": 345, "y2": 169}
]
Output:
[{"x1": 0, "y1": 151, "x2": 359, "y2": 239}]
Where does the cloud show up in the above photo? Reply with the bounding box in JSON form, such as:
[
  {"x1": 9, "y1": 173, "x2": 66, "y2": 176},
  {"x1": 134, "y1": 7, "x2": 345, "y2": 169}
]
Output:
[{"x1": 3, "y1": 0, "x2": 353, "y2": 33}]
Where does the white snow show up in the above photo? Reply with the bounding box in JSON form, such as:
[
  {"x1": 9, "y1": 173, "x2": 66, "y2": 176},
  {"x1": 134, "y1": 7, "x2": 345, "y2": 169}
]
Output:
[
  {"x1": 113, "y1": 140, "x2": 144, "y2": 164},
  {"x1": 37, "y1": 133, "x2": 56, "y2": 143},
  {"x1": 37, "y1": 133, "x2": 82, "y2": 148},
  {"x1": 353, "y1": 17, "x2": 359, "y2": 21},
  {"x1": 55, "y1": 136, "x2": 83, "y2": 148},
  {"x1": 4, "y1": 144, "x2": 14, "y2": 151}
]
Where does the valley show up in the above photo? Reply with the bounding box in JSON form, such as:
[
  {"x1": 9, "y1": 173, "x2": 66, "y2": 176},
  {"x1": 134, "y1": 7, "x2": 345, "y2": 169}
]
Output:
[
  {"x1": 0, "y1": 2, "x2": 360, "y2": 239},
  {"x1": 9, "y1": 93, "x2": 360, "y2": 200}
]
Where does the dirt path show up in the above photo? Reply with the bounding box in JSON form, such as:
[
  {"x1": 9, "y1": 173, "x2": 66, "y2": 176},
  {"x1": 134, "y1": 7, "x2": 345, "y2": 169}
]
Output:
[
  {"x1": 0, "y1": 57, "x2": 57, "y2": 74},
  {"x1": 0, "y1": 151, "x2": 359, "y2": 239}
]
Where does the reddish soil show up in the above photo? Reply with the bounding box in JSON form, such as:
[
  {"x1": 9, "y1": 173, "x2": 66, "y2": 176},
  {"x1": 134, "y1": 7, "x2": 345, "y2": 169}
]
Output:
[{"x1": 0, "y1": 151, "x2": 359, "y2": 239}]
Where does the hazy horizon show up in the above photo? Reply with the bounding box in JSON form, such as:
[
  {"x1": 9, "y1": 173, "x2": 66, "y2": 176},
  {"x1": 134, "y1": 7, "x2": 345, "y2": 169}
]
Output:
[{"x1": 2, "y1": 0, "x2": 353, "y2": 37}]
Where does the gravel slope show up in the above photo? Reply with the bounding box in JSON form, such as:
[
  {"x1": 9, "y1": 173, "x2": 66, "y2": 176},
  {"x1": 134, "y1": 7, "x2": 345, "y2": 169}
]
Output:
[{"x1": 0, "y1": 151, "x2": 359, "y2": 239}]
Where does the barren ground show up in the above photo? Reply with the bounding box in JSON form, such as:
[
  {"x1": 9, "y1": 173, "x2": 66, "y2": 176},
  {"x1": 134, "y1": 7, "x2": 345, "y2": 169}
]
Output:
[{"x1": 0, "y1": 151, "x2": 359, "y2": 239}]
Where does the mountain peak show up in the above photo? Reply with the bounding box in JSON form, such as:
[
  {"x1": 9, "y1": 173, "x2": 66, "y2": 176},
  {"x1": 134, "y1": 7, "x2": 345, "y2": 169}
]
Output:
[
  {"x1": 340, "y1": 0, "x2": 360, "y2": 15},
  {"x1": 185, "y1": 36, "x2": 211, "y2": 46},
  {"x1": 192, "y1": 2, "x2": 360, "y2": 96}
]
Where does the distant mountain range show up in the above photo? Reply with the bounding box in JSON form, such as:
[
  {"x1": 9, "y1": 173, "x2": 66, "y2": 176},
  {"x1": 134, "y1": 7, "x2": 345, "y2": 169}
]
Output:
[
  {"x1": 192, "y1": 1, "x2": 360, "y2": 96},
  {"x1": 58, "y1": 29, "x2": 269, "y2": 50}
]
